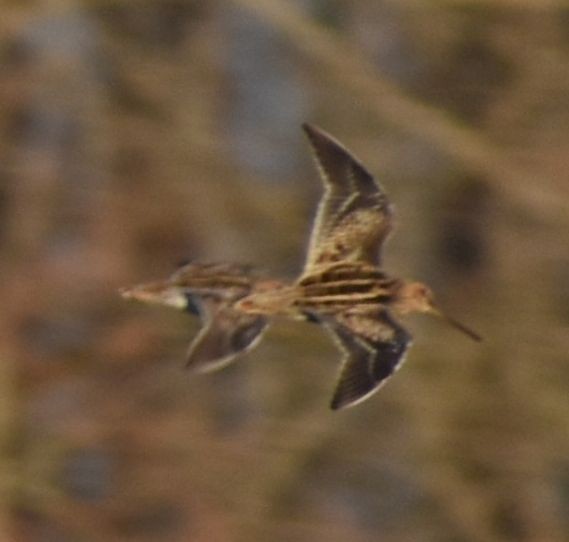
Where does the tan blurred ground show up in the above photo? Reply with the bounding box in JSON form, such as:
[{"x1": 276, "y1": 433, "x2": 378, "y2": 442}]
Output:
[{"x1": 1, "y1": 1, "x2": 568, "y2": 541}]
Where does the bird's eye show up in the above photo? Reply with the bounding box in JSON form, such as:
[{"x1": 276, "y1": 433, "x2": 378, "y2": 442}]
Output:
[{"x1": 415, "y1": 285, "x2": 430, "y2": 298}]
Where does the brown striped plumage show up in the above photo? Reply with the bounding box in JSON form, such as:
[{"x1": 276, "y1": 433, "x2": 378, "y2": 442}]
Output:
[
  {"x1": 120, "y1": 262, "x2": 276, "y2": 372},
  {"x1": 236, "y1": 124, "x2": 481, "y2": 409},
  {"x1": 121, "y1": 124, "x2": 481, "y2": 410},
  {"x1": 296, "y1": 263, "x2": 400, "y2": 311}
]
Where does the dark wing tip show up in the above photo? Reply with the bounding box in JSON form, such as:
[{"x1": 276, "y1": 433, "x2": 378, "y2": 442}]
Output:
[
  {"x1": 329, "y1": 370, "x2": 377, "y2": 410},
  {"x1": 301, "y1": 121, "x2": 315, "y2": 134},
  {"x1": 302, "y1": 123, "x2": 381, "y2": 197},
  {"x1": 330, "y1": 397, "x2": 344, "y2": 411},
  {"x1": 301, "y1": 122, "x2": 341, "y2": 149},
  {"x1": 330, "y1": 387, "x2": 373, "y2": 410},
  {"x1": 302, "y1": 123, "x2": 327, "y2": 151}
]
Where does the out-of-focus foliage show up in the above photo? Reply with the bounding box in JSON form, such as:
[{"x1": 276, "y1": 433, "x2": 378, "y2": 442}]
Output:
[{"x1": 1, "y1": 1, "x2": 568, "y2": 541}]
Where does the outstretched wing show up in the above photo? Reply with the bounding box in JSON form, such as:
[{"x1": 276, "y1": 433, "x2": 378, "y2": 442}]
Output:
[
  {"x1": 323, "y1": 308, "x2": 412, "y2": 410},
  {"x1": 301, "y1": 124, "x2": 393, "y2": 275},
  {"x1": 185, "y1": 298, "x2": 268, "y2": 372}
]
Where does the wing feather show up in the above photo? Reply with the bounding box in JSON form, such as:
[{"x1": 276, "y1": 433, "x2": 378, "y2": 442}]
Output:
[
  {"x1": 186, "y1": 302, "x2": 268, "y2": 372},
  {"x1": 323, "y1": 309, "x2": 412, "y2": 410},
  {"x1": 302, "y1": 124, "x2": 393, "y2": 274}
]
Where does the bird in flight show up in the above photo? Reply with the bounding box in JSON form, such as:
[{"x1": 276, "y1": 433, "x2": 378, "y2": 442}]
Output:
[
  {"x1": 121, "y1": 124, "x2": 481, "y2": 410},
  {"x1": 235, "y1": 124, "x2": 481, "y2": 409}
]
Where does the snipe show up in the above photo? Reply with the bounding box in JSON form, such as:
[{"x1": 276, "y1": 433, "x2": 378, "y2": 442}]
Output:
[
  {"x1": 121, "y1": 124, "x2": 481, "y2": 410},
  {"x1": 235, "y1": 124, "x2": 481, "y2": 409}
]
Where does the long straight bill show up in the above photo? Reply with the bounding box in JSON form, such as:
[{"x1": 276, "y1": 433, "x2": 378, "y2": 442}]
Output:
[{"x1": 433, "y1": 308, "x2": 482, "y2": 342}]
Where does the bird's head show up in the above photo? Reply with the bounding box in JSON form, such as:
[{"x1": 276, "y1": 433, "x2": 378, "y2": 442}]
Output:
[
  {"x1": 398, "y1": 281, "x2": 481, "y2": 342},
  {"x1": 397, "y1": 282, "x2": 436, "y2": 314}
]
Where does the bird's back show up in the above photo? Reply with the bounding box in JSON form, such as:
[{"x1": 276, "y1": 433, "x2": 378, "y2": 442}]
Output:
[{"x1": 294, "y1": 262, "x2": 401, "y2": 313}]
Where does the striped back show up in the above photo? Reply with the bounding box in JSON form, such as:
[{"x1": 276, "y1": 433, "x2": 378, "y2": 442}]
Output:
[{"x1": 296, "y1": 263, "x2": 401, "y2": 311}]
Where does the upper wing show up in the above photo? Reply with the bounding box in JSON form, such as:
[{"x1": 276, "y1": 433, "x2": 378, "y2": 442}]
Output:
[
  {"x1": 301, "y1": 124, "x2": 393, "y2": 275},
  {"x1": 121, "y1": 262, "x2": 258, "y2": 310},
  {"x1": 171, "y1": 262, "x2": 257, "y2": 302},
  {"x1": 323, "y1": 308, "x2": 412, "y2": 410},
  {"x1": 185, "y1": 299, "x2": 268, "y2": 372}
]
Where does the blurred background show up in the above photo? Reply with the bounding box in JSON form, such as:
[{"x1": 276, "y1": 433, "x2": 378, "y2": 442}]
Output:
[{"x1": 1, "y1": 1, "x2": 568, "y2": 541}]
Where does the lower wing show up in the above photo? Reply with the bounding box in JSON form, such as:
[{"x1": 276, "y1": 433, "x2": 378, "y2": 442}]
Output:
[
  {"x1": 185, "y1": 303, "x2": 269, "y2": 372},
  {"x1": 323, "y1": 309, "x2": 412, "y2": 410}
]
